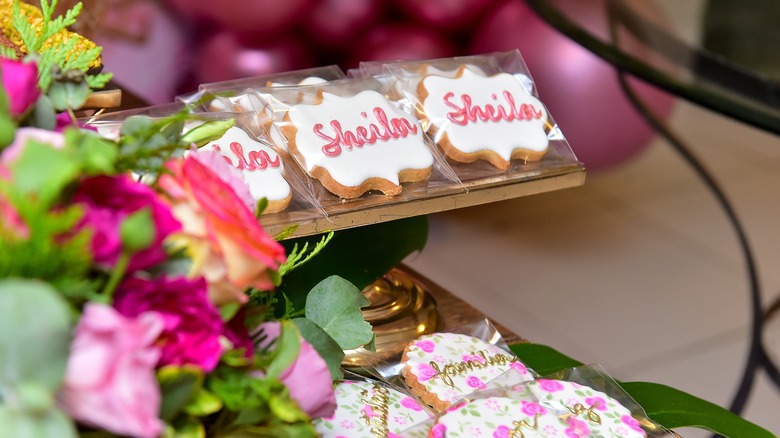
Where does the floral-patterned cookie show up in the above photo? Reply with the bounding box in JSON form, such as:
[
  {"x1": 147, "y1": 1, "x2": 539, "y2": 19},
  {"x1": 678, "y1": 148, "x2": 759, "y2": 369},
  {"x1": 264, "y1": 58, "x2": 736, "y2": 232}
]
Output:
[
  {"x1": 401, "y1": 333, "x2": 533, "y2": 412},
  {"x1": 281, "y1": 90, "x2": 434, "y2": 199},
  {"x1": 203, "y1": 126, "x2": 291, "y2": 213},
  {"x1": 417, "y1": 65, "x2": 550, "y2": 170},
  {"x1": 313, "y1": 380, "x2": 433, "y2": 438}
]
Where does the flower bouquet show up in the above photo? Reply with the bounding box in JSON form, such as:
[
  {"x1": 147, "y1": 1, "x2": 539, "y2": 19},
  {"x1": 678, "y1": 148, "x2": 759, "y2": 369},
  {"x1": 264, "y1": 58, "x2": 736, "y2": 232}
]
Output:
[{"x1": 0, "y1": 1, "x2": 404, "y2": 436}]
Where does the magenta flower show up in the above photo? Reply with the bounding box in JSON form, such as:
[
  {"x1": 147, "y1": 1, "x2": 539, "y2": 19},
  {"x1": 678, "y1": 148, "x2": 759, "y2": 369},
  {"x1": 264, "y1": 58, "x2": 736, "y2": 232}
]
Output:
[
  {"x1": 222, "y1": 307, "x2": 254, "y2": 357},
  {"x1": 73, "y1": 174, "x2": 181, "y2": 271},
  {"x1": 57, "y1": 303, "x2": 164, "y2": 438},
  {"x1": 621, "y1": 415, "x2": 644, "y2": 433},
  {"x1": 414, "y1": 339, "x2": 436, "y2": 353},
  {"x1": 585, "y1": 396, "x2": 607, "y2": 411},
  {"x1": 254, "y1": 322, "x2": 336, "y2": 419},
  {"x1": 537, "y1": 379, "x2": 564, "y2": 392},
  {"x1": 114, "y1": 276, "x2": 224, "y2": 371},
  {"x1": 400, "y1": 397, "x2": 423, "y2": 411},
  {"x1": 493, "y1": 425, "x2": 511, "y2": 438},
  {"x1": 565, "y1": 417, "x2": 591, "y2": 438},
  {"x1": 415, "y1": 363, "x2": 438, "y2": 381},
  {"x1": 521, "y1": 400, "x2": 547, "y2": 416},
  {"x1": 1, "y1": 58, "x2": 39, "y2": 117},
  {"x1": 466, "y1": 375, "x2": 487, "y2": 389},
  {"x1": 430, "y1": 423, "x2": 447, "y2": 438}
]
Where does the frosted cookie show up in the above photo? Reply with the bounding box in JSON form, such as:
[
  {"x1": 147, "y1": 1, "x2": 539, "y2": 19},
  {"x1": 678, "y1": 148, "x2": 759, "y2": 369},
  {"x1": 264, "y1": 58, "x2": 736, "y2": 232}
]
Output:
[
  {"x1": 401, "y1": 333, "x2": 532, "y2": 412},
  {"x1": 203, "y1": 126, "x2": 291, "y2": 213},
  {"x1": 282, "y1": 90, "x2": 434, "y2": 199},
  {"x1": 314, "y1": 381, "x2": 432, "y2": 438},
  {"x1": 418, "y1": 65, "x2": 550, "y2": 170}
]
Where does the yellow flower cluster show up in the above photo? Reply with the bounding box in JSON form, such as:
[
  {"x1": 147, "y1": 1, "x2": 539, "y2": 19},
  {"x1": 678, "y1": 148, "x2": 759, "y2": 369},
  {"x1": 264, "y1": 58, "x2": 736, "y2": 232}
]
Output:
[{"x1": 0, "y1": 0, "x2": 101, "y2": 69}]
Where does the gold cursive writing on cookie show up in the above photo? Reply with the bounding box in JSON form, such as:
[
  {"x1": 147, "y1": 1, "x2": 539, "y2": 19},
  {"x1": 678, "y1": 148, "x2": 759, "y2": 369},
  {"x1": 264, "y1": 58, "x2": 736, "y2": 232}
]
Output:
[
  {"x1": 429, "y1": 349, "x2": 519, "y2": 388},
  {"x1": 509, "y1": 413, "x2": 540, "y2": 438},
  {"x1": 563, "y1": 403, "x2": 602, "y2": 425},
  {"x1": 359, "y1": 384, "x2": 391, "y2": 438}
]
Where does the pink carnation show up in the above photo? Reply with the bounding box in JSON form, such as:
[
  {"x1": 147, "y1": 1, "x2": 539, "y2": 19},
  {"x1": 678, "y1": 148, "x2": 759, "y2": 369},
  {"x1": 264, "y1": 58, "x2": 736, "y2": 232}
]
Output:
[
  {"x1": 73, "y1": 174, "x2": 181, "y2": 271},
  {"x1": 114, "y1": 276, "x2": 224, "y2": 371},
  {"x1": 57, "y1": 304, "x2": 164, "y2": 438}
]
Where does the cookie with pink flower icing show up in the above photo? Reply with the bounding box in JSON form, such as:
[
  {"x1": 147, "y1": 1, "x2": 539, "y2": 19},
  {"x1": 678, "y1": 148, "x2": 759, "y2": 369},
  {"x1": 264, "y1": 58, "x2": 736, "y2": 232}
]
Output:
[
  {"x1": 417, "y1": 65, "x2": 550, "y2": 170},
  {"x1": 313, "y1": 380, "x2": 433, "y2": 438},
  {"x1": 281, "y1": 90, "x2": 434, "y2": 199},
  {"x1": 429, "y1": 380, "x2": 647, "y2": 438},
  {"x1": 401, "y1": 333, "x2": 533, "y2": 412},
  {"x1": 202, "y1": 126, "x2": 291, "y2": 213}
]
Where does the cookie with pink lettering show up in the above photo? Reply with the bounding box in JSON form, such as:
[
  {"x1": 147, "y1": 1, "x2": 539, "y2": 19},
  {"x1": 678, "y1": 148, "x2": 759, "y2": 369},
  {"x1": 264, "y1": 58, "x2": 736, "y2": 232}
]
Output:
[
  {"x1": 203, "y1": 126, "x2": 291, "y2": 213},
  {"x1": 281, "y1": 90, "x2": 435, "y2": 199},
  {"x1": 313, "y1": 381, "x2": 433, "y2": 438},
  {"x1": 401, "y1": 333, "x2": 533, "y2": 412},
  {"x1": 417, "y1": 65, "x2": 550, "y2": 170}
]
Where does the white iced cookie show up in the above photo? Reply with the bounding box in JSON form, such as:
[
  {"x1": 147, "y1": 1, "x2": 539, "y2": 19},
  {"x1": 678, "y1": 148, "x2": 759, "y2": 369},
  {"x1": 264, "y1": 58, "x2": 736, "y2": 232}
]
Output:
[
  {"x1": 418, "y1": 66, "x2": 550, "y2": 170},
  {"x1": 401, "y1": 333, "x2": 532, "y2": 412},
  {"x1": 313, "y1": 381, "x2": 432, "y2": 438},
  {"x1": 203, "y1": 126, "x2": 291, "y2": 213},
  {"x1": 282, "y1": 90, "x2": 434, "y2": 199}
]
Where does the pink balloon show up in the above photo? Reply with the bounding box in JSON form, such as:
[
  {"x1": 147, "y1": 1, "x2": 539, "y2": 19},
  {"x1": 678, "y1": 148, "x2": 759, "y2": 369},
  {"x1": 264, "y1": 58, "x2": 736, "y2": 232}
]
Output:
[
  {"x1": 349, "y1": 24, "x2": 456, "y2": 67},
  {"x1": 199, "y1": 0, "x2": 311, "y2": 38},
  {"x1": 196, "y1": 32, "x2": 313, "y2": 84},
  {"x1": 397, "y1": 0, "x2": 497, "y2": 30},
  {"x1": 304, "y1": 0, "x2": 384, "y2": 50},
  {"x1": 471, "y1": 0, "x2": 676, "y2": 172}
]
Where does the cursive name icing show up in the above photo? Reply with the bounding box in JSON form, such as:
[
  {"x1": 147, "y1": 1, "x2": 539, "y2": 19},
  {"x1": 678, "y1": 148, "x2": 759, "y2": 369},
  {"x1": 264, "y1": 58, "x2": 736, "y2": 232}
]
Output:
[
  {"x1": 428, "y1": 349, "x2": 518, "y2": 388},
  {"x1": 312, "y1": 107, "x2": 418, "y2": 157},
  {"x1": 444, "y1": 91, "x2": 543, "y2": 126},
  {"x1": 211, "y1": 142, "x2": 281, "y2": 171},
  {"x1": 564, "y1": 403, "x2": 602, "y2": 425},
  {"x1": 359, "y1": 384, "x2": 391, "y2": 438},
  {"x1": 509, "y1": 413, "x2": 540, "y2": 438}
]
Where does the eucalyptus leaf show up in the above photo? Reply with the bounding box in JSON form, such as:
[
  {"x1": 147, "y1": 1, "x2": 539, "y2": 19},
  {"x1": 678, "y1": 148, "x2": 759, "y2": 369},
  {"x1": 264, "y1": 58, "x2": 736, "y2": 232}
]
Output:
[
  {"x1": 304, "y1": 276, "x2": 372, "y2": 350},
  {"x1": 157, "y1": 366, "x2": 205, "y2": 421},
  {"x1": 47, "y1": 80, "x2": 90, "y2": 111},
  {"x1": 265, "y1": 321, "x2": 300, "y2": 380},
  {"x1": 0, "y1": 406, "x2": 77, "y2": 438},
  {"x1": 278, "y1": 216, "x2": 428, "y2": 311},
  {"x1": 292, "y1": 318, "x2": 344, "y2": 380},
  {"x1": 0, "y1": 279, "x2": 72, "y2": 394},
  {"x1": 120, "y1": 115, "x2": 153, "y2": 137},
  {"x1": 33, "y1": 95, "x2": 56, "y2": 130},
  {"x1": 10, "y1": 140, "x2": 80, "y2": 207},
  {"x1": 64, "y1": 129, "x2": 118, "y2": 174}
]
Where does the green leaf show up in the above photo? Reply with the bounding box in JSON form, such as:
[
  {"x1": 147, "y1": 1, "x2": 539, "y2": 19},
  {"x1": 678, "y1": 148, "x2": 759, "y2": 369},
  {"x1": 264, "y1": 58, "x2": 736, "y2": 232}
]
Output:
[
  {"x1": 169, "y1": 415, "x2": 205, "y2": 438},
  {"x1": 10, "y1": 140, "x2": 80, "y2": 207},
  {"x1": 0, "y1": 406, "x2": 77, "y2": 438},
  {"x1": 120, "y1": 208, "x2": 155, "y2": 253},
  {"x1": 292, "y1": 318, "x2": 344, "y2": 380},
  {"x1": 509, "y1": 343, "x2": 583, "y2": 376},
  {"x1": 47, "y1": 80, "x2": 90, "y2": 111},
  {"x1": 180, "y1": 119, "x2": 235, "y2": 146},
  {"x1": 0, "y1": 279, "x2": 72, "y2": 394},
  {"x1": 304, "y1": 276, "x2": 372, "y2": 350},
  {"x1": 278, "y1": 216, "x2": 428, "y2": 310},
  {"x1": 265, "y1": 321, "x2": 300, "y2": 380},
  {"x1": 220, "y1": 302, "x2": 241, "y2": 322},
  {"x1": 621, "y1": 382, "x2": 776, "y2": 438},
  {"x1": 255, "y1": 198, "x2": 268, "y2": 218},
  {"x1": 86, "y1": 73, "x2": 112, "y2": 89},
  {"x1": 184, "y1": 389, "x2": 223, "y2": 417},
  {"x1": 64, "y1": 128, "x2": 118, "y2": 175},
  {"x1": 33, "y1": 95, "x2": 57, "y2": 130},
  {"x1": 0, "y1": 115, "x2": 14, "y2": 148},
  {"x1": 157, "y1": 366, "x2": 205, "y2": 421}
]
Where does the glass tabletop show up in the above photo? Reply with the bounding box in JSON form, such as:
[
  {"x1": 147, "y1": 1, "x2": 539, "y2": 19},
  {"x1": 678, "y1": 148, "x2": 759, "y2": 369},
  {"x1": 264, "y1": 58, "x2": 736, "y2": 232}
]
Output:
[{"x1": 526, "y1": 0, "x2": 780, "y2": 135}]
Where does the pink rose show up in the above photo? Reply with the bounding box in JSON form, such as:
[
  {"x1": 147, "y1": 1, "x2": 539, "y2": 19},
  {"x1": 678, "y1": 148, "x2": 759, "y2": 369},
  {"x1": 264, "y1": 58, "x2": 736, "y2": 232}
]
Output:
[
  {"x1": 493, "y1": 425, "x2": 511, "y2": 438},
  {"x1": 537, "y1": 379, "x2": 564, "y2": 392},
  {"x1": 114, "y1": 276, "x2": 224, "y2": 371},
  {"x1": 400, "y1": 397, "x2": 423, "y2": 411},
  {"x1": 57, "y1": 304, "x2": 164, "y2": 438},
  {"x1": 521, "y1": 400, "x2": 547, "y2": 416},
  {"x1": 73, "y1": 175, "x2": 181, "y2": 271},
  {"x1": 510, "y1": 361, "x2": 528, "y2": 375},
  {"x1": 430, "y1": 423, "x2": 447, "y2": 438},
  {"x1": 190, "y1": 148, "x2": 254, "y2": 211},
  {"x1": 158, "y1": 155, "x2": 286, "y2": 305},
  {"x1": 621, "y1": 415, "x2": 644, "y2": 433},
  {"x1": 1, "y1": 58, "x2": 39, "y2": 117},
  {"x1": 254, "y1": 322, "x2": 336, "y2": 419},
  {"x1": 565, "y1": 417, "x2": 591, "y2": 438},
  {"x1": 585, "y1": 396, "x2": 607, "y2": 411},
  {"x1": 415, "y1": 363, "x2": 437, "y2": 382},
  {"x1": 414, "y1": 339, "x2": 436, "y2": 353},
  {"x1": 466, "y1": 375, "x2": 486, "y2": 390}
]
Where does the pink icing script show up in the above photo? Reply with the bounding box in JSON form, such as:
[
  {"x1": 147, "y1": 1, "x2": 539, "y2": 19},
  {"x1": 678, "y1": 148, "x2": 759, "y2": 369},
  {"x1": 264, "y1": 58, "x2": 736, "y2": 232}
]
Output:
[
  {"x1": 312, "y1": 107, "x2": 419, "y2": 157},
  {"x1": 444, "y1": 90, "x2": 543, "y2": 126},
  {"x1": 212, "y1": 142, "x2": 281, "y2": 171}
]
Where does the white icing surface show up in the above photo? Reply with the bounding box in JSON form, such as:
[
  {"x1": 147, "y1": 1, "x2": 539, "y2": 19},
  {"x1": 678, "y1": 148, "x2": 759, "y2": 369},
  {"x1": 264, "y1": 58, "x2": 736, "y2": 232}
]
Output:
[
  {"x1": 203, "y1": 126, "x2": 290, "y2": 202},
  {"x1": 421, "y1": 68, "x2": 550, "y2": 160},
  {"x1": 269, "y1": 76, "x2": 327, "y2": 87},
  {"x1": 287, "y1": 90, "x2": 434, "y2": 188}
]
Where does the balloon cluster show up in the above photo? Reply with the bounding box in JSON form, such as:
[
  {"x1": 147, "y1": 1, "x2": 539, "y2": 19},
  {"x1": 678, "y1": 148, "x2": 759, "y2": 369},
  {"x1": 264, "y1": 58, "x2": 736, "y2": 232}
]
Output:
[{"x1": 160, "y1": 0, "x2": 674, "y2": 171}]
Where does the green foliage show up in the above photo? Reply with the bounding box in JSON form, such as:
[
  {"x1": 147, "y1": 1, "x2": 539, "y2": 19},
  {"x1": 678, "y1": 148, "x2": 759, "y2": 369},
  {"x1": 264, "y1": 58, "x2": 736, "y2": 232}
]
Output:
[
  {"x1": 0, "y1": 406, "x2": 77, "y2": 438},
  {"x1": 262, "y1": 321, "x2": 300, "y2": 381},
  {"x1": 0, "y1": 46, "x2": 18, "y2": 60},
  {"x1": 120, "y1": 208, "x2": 155, "y2": 253},
  {"x1": 157, "y1": 366, "x2": 205, "y2": 421},
  {"x1": 304, "y1": 275, "x2": 373, "y2": 350},
  {"x1": 292, "y1": 318, "x2": 344, "y2": 380},
  {"x1": 274, "y1": 232, "x2": 334, "y2": 281}
]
